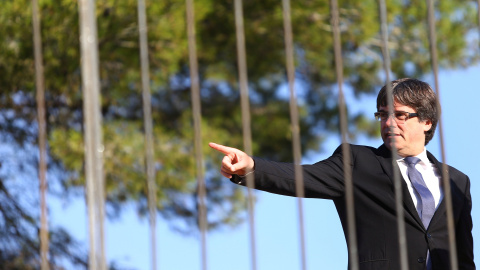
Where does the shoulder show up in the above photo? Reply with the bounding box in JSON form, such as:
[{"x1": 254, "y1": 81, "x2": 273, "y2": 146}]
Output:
[
  {"x1": 446, "y1": 164, "x2": 468, "y2": 179},
  {"x1": 328, "y1": 144, "x2": 387, "y2": 167},
  {"x1": 333, "y1": 143, "x2": 383, "y2": 157},
  {"x1": 446, "y1": 165, "x2": 471, "y2": 192},
  {"x1": 427, "y1": 150, "x2": 471, "y2": 189},
  {"x1": 426, "y1": 150, "x2": 468, "y2": 178}
]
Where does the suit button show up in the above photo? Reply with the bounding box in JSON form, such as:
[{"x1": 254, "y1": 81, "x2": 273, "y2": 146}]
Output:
[
  {"x1": 427, "y1": 233, "x2": 432, "y2": 239},
  {"x1": 417, "y1": 257, "x2": 425, "y2": 263}
]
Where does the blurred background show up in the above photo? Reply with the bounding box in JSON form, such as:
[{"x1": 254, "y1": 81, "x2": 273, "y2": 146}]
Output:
[{"x1": 1, "y1": 0, "x2": 479, "y2": 269}]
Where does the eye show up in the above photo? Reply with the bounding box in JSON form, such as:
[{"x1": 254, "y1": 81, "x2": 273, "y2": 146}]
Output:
[
  {"x1": 394, "y1": 112, "x2": 407, "y2": 120},
  {"x1": 374, "y1": 112, "x2": 390, "y2": 121}
]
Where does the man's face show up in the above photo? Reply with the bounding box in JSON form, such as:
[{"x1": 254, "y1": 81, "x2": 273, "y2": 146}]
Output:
[{"x1": 379, "y1": 103, "x2": 432, "y2": 157}]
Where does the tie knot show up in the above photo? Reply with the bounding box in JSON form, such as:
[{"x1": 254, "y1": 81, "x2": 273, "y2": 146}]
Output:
[{"x1": 404, "y1": 156, "x2": 421, "y2": 166}]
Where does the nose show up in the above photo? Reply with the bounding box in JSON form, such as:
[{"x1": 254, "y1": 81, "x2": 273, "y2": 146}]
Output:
[{"x1": 384, "y1": 114, "x2": 397, "y2": 127}]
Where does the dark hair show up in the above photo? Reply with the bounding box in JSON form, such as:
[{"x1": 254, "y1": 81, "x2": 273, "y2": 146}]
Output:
[{"x1": 376, "y1": 78, "x2": 440, "y2": 145}]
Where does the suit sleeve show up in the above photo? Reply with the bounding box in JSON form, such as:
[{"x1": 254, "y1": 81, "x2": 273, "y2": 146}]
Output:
[
  {"x1": 456, "y1": 175, "x2": 475, "y2": 269},
  {"x1": 231, "y1": 144, "x2": 352, "y2": 199}
]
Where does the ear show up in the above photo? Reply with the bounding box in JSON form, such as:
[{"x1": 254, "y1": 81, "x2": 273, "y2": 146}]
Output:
[{"x1": 423, "y1": 119, "x2": 432, "y2": 132}]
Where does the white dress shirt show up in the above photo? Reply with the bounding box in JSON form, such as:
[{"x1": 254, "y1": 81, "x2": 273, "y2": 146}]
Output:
[{"x1": 397, "y1": 149, "x2": 443, "y2": 212}]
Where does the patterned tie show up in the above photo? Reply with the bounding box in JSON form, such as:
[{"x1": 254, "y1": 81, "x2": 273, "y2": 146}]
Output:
[
  {"x1": 405, "y1": 157, "x2": 434, "y2": 270},
  {"x1": 404, "y1": 156, "x2": 435, "y2": 228}
]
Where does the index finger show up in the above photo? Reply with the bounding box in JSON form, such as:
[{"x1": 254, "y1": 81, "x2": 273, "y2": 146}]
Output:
[{"x1": 209, "y1": 142, "x2": 235, "y2": 155}]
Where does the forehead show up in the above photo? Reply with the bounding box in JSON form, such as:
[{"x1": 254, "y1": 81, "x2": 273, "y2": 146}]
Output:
[{"x1": 378, "y1": 102, "x2": 416, "y2": 112}]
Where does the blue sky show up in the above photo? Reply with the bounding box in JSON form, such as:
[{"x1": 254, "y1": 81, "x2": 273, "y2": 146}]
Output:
[{"x1": 49, "y1": 63, "x2": 480, "y2": 269}]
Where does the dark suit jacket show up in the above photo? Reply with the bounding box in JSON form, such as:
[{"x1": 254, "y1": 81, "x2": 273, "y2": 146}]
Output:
[{"x1": 232, "y1": 144, "x2": 474, "y2": 270}]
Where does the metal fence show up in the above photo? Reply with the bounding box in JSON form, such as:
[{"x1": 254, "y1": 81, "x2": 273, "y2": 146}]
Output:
[{"x1": 29, "y1": 0, "x2": 479, "y2": 269}]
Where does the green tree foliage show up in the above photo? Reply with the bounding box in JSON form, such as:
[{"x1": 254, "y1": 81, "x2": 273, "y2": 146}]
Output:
[{"x1": 0, "y1": 0, "x2": 478, "y2": 267}]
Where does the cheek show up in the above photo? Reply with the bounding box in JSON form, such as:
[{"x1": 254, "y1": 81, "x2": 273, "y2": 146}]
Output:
[
  {"x1": 405, "y1": 127, "x2": 423, "y2": 140},
  {"x1": 380, "y1": 122, "x2": 388, "y2": 130}
]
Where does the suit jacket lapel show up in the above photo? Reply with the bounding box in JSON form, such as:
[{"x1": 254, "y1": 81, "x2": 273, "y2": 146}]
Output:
[
  {"x1": 424, "y1": 150, "x2": 461, "y2": 229},
  {"x1": 376, "y1": 144, "x2": 424, "y2": 230}
]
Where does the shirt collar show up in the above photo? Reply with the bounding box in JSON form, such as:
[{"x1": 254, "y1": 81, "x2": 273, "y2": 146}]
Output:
[{"x1": 416, "y1": 148, "x2": 429, "y2": 165}]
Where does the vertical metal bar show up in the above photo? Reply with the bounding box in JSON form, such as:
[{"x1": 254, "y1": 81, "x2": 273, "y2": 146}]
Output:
[
  {"x1": 233, "y1": 1, "x2": 257, "y2": 269},
  {"x1": 137, "y1": 0, "x2": 158, "y2": 269},
  {"x1": 425, "y1": 1, "x2": 458, "y2": 269},
  {"x1": 477, "y1": 0, "x2": 480, "y2": 48},
  {"x1": 31, "y1": 1, "x2": 49, "y2": 269},
  {"x1": 377, "y1": 1, "x2": 409, "y2": 269},
  {"x1": 185, "y1": 1, "x2": 207, "y2": 269},
  {"x1": 329, "y1": 0, "x2": 358, "y2": 269},
  {"x1": 78, "y1": 0, "x2": 106, "y2": 268},
  {"x1": 281, "y1": 1, "x2": 307, "y2": 269}
]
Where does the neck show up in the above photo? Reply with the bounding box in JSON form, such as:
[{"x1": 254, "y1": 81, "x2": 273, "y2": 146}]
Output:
[
  {"x1": 397, "y1": 147, "x2": 425, "y2": 158},
  {"x1": 382, "y1": 144, "x2": 425, "y2": 158}
]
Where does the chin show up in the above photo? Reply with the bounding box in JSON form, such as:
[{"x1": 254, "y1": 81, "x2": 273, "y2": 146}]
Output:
[{"x1": 384, "y1": 139, "x2": 402, "y2": 151}]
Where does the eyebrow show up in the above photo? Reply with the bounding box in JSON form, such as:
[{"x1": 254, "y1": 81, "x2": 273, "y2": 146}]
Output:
[{"x1": 377, "y1": 110, "x2": 410, "y2": 113}]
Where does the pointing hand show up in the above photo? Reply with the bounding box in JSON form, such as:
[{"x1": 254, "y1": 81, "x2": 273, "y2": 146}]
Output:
[{"x1": 209, "y1": 142, "x2": 254, "y2": 178}]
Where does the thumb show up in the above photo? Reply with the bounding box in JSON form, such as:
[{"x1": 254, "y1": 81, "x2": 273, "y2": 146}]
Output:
[{"x1": 233, "y1": 153, "x2": 254, "y2": 173}]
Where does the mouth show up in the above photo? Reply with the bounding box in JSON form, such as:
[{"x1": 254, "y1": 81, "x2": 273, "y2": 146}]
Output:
[{"x1": 384, "y1": 131, "x2": 402, "y2": 139}]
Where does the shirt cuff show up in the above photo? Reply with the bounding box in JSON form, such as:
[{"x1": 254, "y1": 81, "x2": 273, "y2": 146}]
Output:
[{"x1": 230, "y1": 170, "x2": 255, "y2": 185}]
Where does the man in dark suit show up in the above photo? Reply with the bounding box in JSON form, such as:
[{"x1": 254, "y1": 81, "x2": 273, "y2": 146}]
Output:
[{"x1": 209, "y1": 78, "x2": 474, "y2": 270}]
